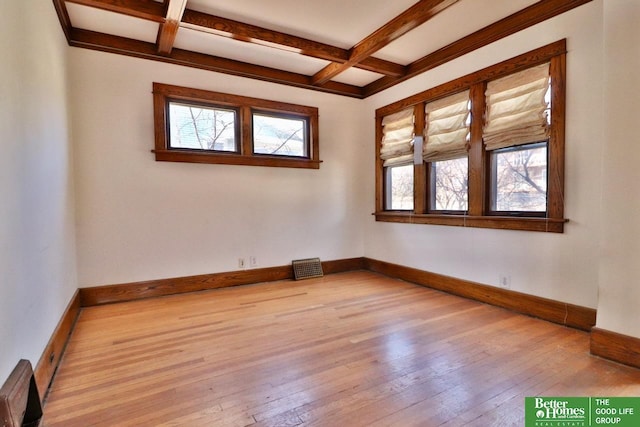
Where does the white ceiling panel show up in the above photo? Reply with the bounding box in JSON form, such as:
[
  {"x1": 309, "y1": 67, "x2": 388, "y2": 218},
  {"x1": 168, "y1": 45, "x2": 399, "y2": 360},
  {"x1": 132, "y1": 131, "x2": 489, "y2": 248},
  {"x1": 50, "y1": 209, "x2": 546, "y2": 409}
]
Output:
[
  {"x1": 330, "y1": 67, "x2": 384, "y2": 87},
  {"x1": 185, "y1": 0, "x2": 419, "y2": 49},
  {"x1": 174, "y1": 27, "x2": 331, "y2": 76},
  {"x1": 66, "y1": 3, "x2": 160, "y2": 44},
  {"x1": 375, "y1": 0, "x2": 540, "y2": 65}
]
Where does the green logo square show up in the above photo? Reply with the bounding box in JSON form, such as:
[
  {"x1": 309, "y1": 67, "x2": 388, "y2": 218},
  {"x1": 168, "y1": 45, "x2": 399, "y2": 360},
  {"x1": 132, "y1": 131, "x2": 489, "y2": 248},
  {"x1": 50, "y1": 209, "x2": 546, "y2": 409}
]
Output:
[{"x1": 526, "y1": 397, "x2": 640, "y2": 426}]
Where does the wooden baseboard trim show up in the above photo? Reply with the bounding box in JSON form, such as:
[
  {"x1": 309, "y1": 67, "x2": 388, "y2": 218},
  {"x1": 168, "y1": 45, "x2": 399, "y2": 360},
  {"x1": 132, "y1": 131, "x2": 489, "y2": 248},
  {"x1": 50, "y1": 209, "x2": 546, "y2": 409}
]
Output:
[
  {"x1": 363, "y1": 258, "x2": 596, "y2": 331},
  {"x1": 30, "y1": 257, "x2": 637, "y2": 405},
  {"x1": 80, "y1": 257, "x2": 366, "y2": 306},
  {"x1": 591, "y1": 327, "x2": 640, "y2": 369},
  {"x1": 79, "y1": 257, "x2": 596, "y2": 331},
  {"x1": 34, "y1": 290, "x2": 80, "y2": 401}
]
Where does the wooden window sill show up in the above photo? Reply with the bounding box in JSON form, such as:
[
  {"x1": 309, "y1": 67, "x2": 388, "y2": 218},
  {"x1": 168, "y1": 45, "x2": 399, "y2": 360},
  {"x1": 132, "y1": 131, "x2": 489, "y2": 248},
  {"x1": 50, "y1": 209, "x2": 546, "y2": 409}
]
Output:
[
  {"x1": 374, "y1": 212, "x2": 568, "y2": 233},
  {"x1": 153, "y1": 149, "x2": 322, "y2": 169}
]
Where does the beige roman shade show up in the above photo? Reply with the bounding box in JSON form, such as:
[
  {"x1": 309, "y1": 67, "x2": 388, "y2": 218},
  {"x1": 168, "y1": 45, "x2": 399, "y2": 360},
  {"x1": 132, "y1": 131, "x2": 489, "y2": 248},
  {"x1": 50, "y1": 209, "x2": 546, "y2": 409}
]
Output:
[
  {"x1": 380, "y1": 108, "x2": 414, "y2": 167},
  {"x1": 423, "y1": 90, "x2": 470, "y2": 162},
  {"x1": 483, "y1": 63, "x2": 550, "y2": 151}
]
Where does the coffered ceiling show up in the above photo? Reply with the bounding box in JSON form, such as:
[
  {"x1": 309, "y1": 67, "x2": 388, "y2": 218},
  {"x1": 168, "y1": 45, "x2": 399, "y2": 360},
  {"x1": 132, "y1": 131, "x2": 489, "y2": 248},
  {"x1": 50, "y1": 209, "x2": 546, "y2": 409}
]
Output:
[{"x1": 52, "y1": 0, "x2": 592, "y2": 98}]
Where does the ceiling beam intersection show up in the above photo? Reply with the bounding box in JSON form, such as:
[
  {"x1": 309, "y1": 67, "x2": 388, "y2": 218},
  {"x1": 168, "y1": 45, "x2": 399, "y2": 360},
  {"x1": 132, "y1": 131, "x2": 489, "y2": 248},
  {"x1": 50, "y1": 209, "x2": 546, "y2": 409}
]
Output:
[
  {"x1": 311, "y1": 0, "x2": 459, "y2": 85},
  {"x1": 363, "y1": 0, "x2": 594, "y2": 97},
  {"x1": 156, "y1": 0, "x2": 187, "y2": 55}
]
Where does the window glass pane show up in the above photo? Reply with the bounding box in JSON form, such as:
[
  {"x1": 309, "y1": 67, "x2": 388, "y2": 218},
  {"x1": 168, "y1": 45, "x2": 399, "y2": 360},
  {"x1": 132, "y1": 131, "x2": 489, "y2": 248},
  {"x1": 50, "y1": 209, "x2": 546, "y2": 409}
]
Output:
[
  {"x1": 169, "y1": 102, "x2": 237, "y2": 152},
  {"x1": 253, "y1": 114, "x2": 307, "y2": 157},
  {"x1": 492, "y1": 143, "x2": 547, "y2": 212},
  {"x1": 432, "y1": 158, "x2": 468, "y2": 211},
  {"x1": 387, "y1": 165, "x2": 414, "y2": 210}
]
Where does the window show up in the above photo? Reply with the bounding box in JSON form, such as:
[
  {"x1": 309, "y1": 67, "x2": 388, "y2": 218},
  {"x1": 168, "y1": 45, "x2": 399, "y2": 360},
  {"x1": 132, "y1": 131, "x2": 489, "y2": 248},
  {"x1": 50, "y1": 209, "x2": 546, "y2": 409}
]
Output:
[
  {"x1": 424, "y1": 90, "x2": 471, "y2": 213},
  {"x1": 168, "y1": 102, "x2": 238, "y2": 152},
  {"x1": 490, "y1": 143, "x2": 547, "y2": 213},
  {"x1": 379, "y1": 107, "x2": 415, "y2": 211},
  {"x1": 153, "y1": 83, "x2": 320, "y2": 169},
  {"x1": 387, "y1": 164, "x2": 414, "y2": 210},
  {"x1": 252, "y1": 113, "x2": 307, "y2": 157},
  {"x1": 431, "y1": 158, "x2": 469, "y2": 211},
  {"x1": 483, "y1": 62, "x2": 551, "y2": 216},
  {"x1": 375, "y1": 40, "x2": 567, "y2": 232}
]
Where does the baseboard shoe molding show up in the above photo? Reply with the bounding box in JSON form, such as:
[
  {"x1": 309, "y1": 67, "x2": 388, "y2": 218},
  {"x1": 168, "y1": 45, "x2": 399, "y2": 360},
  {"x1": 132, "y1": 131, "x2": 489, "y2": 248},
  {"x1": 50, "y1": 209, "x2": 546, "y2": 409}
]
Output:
[
  {"x1": 364, "y1": 258, "x2": 596, "y2": 331},
  {"x1": 80, "y1": 257, "x2": 367, "y2": 306},
  {"x1": 591, "y1": 327, "x2": 640, "y2": 370},
  {"x1": 34, "y1": 289, "x2": 80, "y2": 402}
]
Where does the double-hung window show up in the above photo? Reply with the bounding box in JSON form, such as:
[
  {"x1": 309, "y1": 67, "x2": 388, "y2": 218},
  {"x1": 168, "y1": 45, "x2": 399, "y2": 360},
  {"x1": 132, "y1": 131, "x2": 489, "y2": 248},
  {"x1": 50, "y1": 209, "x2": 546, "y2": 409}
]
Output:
[
  {"x1": 375, "y1": 40, "x2": 566, "y2": 232},
  {"x1": 380, "y1": 108, "x2": 415, "y2": 210},
  {"x1": 424, "y1": 91, "x2": 471, "y2": 213},
  {"x1": 483, "y1": 63, "x2": 551, "y2": 215}
]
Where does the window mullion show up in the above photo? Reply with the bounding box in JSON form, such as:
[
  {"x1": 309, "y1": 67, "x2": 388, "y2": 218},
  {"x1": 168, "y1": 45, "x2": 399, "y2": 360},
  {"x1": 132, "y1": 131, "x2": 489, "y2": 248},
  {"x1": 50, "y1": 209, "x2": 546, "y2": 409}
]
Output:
[
  {"x1": 413, "y1": 103, "x2": 427, "y2": 214},
  {"x1": 241, "y1": 106, "x2": 253, "y2": 156},
  {"x1": 375, "y1": 115, "x2": 385, "y2": 212},
  {"x1": 468, "y1": 82, "x2": 486, "y2": 216}
]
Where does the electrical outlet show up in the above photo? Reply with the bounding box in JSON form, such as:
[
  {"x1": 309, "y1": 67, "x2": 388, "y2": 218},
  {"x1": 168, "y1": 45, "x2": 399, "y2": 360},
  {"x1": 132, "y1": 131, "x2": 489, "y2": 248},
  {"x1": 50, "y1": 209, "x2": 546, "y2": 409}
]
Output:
[
  {"x1": 250, "y1": 256, "x2": 257, "y2": 267},
  {"x1": 499, "y1": 274, "x2": 511, "y2": 289},
  {"x1": 238, "y1": 258, "x2": 246, "y2": 269}
]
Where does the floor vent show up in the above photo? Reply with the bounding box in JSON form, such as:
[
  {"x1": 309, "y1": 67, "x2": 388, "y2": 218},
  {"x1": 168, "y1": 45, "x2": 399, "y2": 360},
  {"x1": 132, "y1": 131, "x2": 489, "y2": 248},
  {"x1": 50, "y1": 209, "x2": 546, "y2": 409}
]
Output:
[{"x1": 292, "y1": 258, "x2": 323, "y2": 280}]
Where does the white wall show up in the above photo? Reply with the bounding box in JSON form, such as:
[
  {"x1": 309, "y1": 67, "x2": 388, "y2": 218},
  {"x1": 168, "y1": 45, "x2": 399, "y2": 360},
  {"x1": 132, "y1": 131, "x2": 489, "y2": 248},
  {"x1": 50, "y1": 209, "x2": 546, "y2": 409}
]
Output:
[
  {"x1": 363, "y1": 1, "x2": 604, "y2": 309},
  {"x1": 71, "y1": 1, "x2": 615, "y2": 315},
  {"x1": 0, "y1": 1, "x2": 77, "y2": 383},
  {"x1": 597, "y1": 1, "x2": 640, "y2": 338},
  {"x1": 70, "y1": 50, "x2": 368, "y2": 286}
]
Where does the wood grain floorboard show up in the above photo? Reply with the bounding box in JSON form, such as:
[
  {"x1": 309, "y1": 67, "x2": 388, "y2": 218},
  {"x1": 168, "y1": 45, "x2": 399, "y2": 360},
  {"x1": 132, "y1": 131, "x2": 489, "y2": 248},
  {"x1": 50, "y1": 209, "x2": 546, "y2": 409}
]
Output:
[{"x1": 43, "y1": 271, "x2": 640, "y2": 426}]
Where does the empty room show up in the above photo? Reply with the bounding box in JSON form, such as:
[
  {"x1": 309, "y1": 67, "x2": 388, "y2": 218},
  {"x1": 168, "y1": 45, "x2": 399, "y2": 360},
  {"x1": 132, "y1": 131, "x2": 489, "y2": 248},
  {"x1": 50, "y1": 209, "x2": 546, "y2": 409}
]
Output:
[{"x1": 2, "y1": 0, "x2": 640, "y2": 426}]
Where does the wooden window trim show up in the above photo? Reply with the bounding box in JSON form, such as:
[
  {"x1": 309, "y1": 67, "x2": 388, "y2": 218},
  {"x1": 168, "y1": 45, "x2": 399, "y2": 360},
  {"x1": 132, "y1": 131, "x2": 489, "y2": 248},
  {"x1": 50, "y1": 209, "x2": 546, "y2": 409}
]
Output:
[
  {"x1": 153, "y1": 83, "x2": 321, "y2": 169},
  {"x1": 374, "y1": 212, "x2": 566, "y2": 233},
  {"x1": 374, "y1": 40, "x2": 567, "y2": 233}
]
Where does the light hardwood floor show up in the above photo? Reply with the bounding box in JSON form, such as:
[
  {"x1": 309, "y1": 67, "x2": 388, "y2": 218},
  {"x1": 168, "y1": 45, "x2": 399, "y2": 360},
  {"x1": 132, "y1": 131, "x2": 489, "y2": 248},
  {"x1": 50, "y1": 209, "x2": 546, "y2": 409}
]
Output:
[{"x1": 43, "y1": 271, "x2": 640, "y2": 426}]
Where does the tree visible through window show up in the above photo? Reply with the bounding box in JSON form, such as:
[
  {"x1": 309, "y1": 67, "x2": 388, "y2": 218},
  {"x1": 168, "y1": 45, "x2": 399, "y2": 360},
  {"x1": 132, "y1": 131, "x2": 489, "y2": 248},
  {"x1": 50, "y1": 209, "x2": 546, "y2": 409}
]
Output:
[
  {"x1": 169, "y1": 103, "x2": 237, "y2": 152},
  {"x1": 253, "y1": 114, "x2": 307, "y2": 157},
  {"x1": 431, "y1": 158, "x2": 468, "y2": 211},
  {"x1": 492, "y1": 143, "x2": 547, "y2": 212},
  {"x1": 387, "y1": 165, "x2": 414, "y2": 210}
]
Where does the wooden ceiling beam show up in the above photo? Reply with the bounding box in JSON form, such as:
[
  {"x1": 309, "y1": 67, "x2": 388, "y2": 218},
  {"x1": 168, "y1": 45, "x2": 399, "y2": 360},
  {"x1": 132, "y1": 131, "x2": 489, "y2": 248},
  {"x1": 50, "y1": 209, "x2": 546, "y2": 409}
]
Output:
[
  {"x1": 358, "y1": 57, "x2": 406, "y2": 77},
  {"x1": 52, "y1": 0, "x2": 72, "y2": 41},
  {"x1": 69, "y1": 28, "x2": 364, "y2": 98},
  {"x1": 58, "y1": 0, "x2": 593, "y2": 97},
  {"x1": 181, "y1": 9, "x2": 347, "y2": 63},
  {"x1": 363, "y1": 0, "x2": 593, "y2": 97},
  {"x1": 64, "y1": 0, "x2": 405, "y2": 77},
  {"x1": 312, "y1": 0, "x2": 459, "y2": 85},
  {"x1": 65, "y1": 0, "x2": 166, "y2": 23},
  {"x1": 156, "y1": 0, "x2": 187, "y2": 55},
  {"x1": 180, "y1": 10, "x2": 405, "y2": 77}
]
